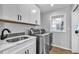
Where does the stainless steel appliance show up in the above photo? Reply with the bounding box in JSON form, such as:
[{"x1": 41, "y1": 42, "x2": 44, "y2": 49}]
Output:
[
  {"x1": 29, "y1": 28, "x2": 52, "y2": 54},
  {"x1": 29, "y1": 28, "x2": 45, "y2": 54},
  {"x1": 43, "y1": 33, "x2": 53, "y2": 54},
  {"x1": 29, "y1": 28, "x2": 46, "y2": 35}
]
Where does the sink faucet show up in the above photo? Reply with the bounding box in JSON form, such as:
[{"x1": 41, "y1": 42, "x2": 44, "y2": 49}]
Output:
[{"x1": 1, "y1": 28, "x2": 11, "y2": 40}]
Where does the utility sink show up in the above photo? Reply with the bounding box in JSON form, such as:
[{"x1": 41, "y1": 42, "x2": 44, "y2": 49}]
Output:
[{"x1": 6, "y1": 37, "x2": 29, "y2": 43}]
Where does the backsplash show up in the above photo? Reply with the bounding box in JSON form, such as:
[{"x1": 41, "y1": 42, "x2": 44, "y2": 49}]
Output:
[
  {"x1": 0, "y1": 32, "x2": 25, "y2": 39},
  {"x1": 0, "y1": 21, "x2": 39, "y2": 39},
  {"x1": 0, "y1": 22, "x2": 4, "y2": 34}
]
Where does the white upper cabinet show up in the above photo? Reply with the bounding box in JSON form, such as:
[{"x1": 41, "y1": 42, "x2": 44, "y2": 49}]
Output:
[
  {"x1": 0, "y1": 5, "x2": 3, "y2": 18},
  {"x1": 0, "y1": 4, "x2": 40, "y2": 25},
  {"x1": 18, "y1": 4, "x2": 31, "y2": 23},
  {"x1": 18, "y1": 4, "x2": 40, "y2": 25},
  {"x1": 29, "y1": 4, "x2": 40, "y2": 25},
  {"x1": 2, "y1": 4, "x2": 19, "y2": 21}
]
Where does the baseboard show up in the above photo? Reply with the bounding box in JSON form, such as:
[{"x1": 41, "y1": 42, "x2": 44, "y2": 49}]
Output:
[
  {"x1": 52, "y1": 44, "x2": 71, "y2": 51},
  {"x1": 72, "y1": 50, "x2": 79, "y2": 53}
]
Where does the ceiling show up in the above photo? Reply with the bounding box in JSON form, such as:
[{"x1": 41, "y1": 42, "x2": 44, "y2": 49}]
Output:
[{"x1": 36, "y1": 4, "x2": 72, "y2": 13}]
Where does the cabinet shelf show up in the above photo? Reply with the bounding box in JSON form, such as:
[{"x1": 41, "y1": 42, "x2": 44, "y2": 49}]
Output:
[{"x1": 0, "y1": 19, "x2": 39, "y2": 26}]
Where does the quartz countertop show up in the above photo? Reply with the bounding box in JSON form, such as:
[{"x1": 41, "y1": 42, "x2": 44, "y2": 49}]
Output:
[{"x1": 0, "y1": 35, "x2": 36, "y2": 52}]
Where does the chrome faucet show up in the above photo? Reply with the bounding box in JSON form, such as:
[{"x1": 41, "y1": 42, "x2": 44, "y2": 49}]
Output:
[{"x1": 1, "y1": 28, "x2": 11, "y2": 40}]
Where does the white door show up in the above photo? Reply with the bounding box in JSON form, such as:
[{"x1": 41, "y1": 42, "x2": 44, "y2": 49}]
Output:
[
  {"x1": 2, "y1": 4, "x2": 18, "y2": 21},
  {"x1": 72, "y1": 5, "x2": 79, "y2": 53}
]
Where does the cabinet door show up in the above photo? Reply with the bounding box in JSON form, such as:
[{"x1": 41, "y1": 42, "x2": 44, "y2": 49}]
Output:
[
  {"x1": 16, "y1": 42, "x2": 36, "y2": 54},
  {"x1": 18, "y1": 4, "x2": 30, "y2": 23},
  {"x1": 15, "y1": 49, "x2": 25, "y2": 54},
  {"x1": 19, "y1": 4, "x2": 40, "y2": 25},
  {"x1": 34, "y1": 5, "x2": 40, "y2": 25},
  {"x1": 2, "y1": 4, "x2": 18, "y2": 21},
  {"x1": 30, "y1": 4, "x2": 40, "y2": 25},
  {"x1": 25, "y1": 41, "x2": 36, "y2": 54},
  {"x1": 0, "y1": 5, "x2": 3, "y2": 19}
]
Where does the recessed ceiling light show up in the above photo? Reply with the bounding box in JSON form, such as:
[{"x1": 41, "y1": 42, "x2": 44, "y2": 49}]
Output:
[
  {"x1": 32, "y1": 9, "x2": 37, "y2": 13},
  {"x1": 50, "y1": 4, "x2": 54, "y2": 7}
]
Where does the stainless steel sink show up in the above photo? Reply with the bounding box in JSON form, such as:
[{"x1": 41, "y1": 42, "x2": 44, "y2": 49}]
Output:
[{"x1": 6, "y1": 37, "x2": 29, "y2": 43}]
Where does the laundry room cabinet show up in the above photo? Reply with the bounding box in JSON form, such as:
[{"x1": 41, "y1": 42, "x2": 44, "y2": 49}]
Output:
[
  {"x1": 16, "y1": 41, "x2": 36, "y2": 54},
  {"x1": 0, "y1": 5, "x2": 3, "y2": 19},
  {"x1": 18, "y1": 4, "x2": 31, "y2": 23},
  {"x1": 0, "y1": 4, "x2": 40, "y2": 25},
  {"x1": 17, "y1": 4, "x2": 40, "y2": 25},
  {"x1": 1, "y1": 4, "x2": 19, "y2": 21},
  {"x1": 1, "y1": 38, "x2": 36, "y2": 54},
  {"x1": 29, "y1": 4, "x2": 40, "y2": 25}
]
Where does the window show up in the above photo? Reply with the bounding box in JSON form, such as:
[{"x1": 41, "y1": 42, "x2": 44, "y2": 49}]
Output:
[{"x1": 50, "y1": 15, "x2": 66, "y2": 32}]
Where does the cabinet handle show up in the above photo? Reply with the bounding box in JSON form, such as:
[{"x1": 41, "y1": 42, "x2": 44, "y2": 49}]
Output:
[
  {"x1": 17, "y1": 14, "x2": 19, "y2": 20},
  {"x1": 20, "y1": 15, "x2": 22, "y2": 21},
  {"x1": 25, "y1": 49, "x2": 29, "y2": 54},
  {"x1": 25, "y1": 51, "x2": 27, "y2": 54},
  {"x1": 35, "y1": 20, "x2": 37, "y2": 24},
  {"x1": 27, "y1": 49, "x2": 29, "y2": 54}
]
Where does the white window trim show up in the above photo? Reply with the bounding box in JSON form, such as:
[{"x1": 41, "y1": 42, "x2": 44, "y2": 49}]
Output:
[{"x1": 50, "y1": 13, "x2": 66, "y2": 32}]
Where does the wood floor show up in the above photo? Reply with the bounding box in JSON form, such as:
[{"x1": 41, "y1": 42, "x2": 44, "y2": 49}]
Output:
[{"x1": 49, "y1": 46, "x2": 72, "y2": 54}]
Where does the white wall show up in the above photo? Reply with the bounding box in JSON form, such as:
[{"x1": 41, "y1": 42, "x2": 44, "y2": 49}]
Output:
[{"x1": 41, "y1": 6, "x2": 72, "y2": 50}]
